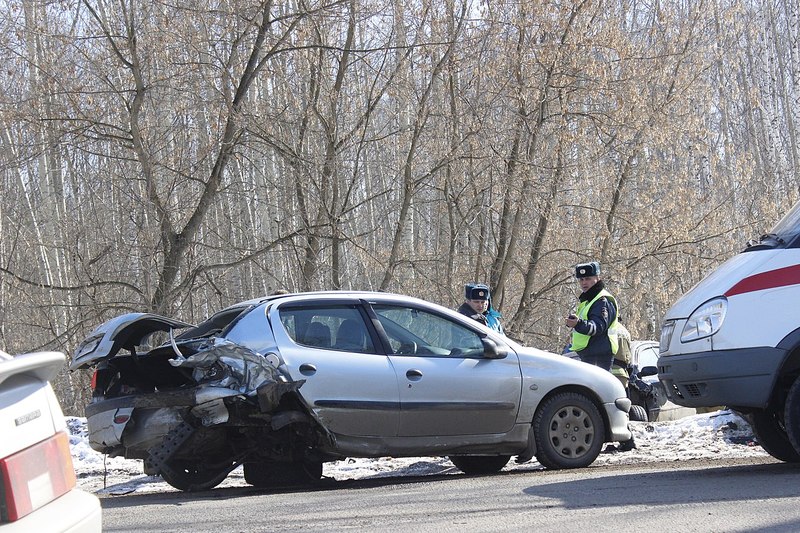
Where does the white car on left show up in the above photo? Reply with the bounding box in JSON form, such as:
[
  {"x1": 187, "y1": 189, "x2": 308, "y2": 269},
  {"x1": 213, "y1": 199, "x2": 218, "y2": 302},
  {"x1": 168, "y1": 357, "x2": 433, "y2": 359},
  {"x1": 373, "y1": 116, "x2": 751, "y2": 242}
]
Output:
[{"x1": 0, "y1": 350, "x2": 101, "y2": 532}]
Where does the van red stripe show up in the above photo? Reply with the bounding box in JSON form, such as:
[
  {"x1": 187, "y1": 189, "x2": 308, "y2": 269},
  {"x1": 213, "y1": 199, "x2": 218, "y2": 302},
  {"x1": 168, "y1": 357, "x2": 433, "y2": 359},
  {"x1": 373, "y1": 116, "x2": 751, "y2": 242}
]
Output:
[{"x1": 725, "y1": 264, "x2": 800, "y2": 297}]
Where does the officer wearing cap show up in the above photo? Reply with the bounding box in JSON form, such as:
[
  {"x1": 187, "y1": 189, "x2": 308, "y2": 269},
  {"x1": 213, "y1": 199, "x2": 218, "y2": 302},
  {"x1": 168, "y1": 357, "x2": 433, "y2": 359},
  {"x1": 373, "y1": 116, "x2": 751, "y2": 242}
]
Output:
[
  {"x1": 564, "y1": 261, "x2": 619, "y2": 370},
  {"x1": 457, "y1": 283, "x2": 504, "y2": 334},
  {"x1": 565, "y1": 263, "x2": 636, "y2": 451}
]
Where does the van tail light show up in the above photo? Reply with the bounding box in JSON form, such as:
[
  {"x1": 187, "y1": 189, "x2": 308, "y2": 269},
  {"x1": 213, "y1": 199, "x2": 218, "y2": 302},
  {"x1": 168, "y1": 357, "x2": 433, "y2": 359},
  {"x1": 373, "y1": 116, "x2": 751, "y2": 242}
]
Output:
[{"x1": 0, "y1": 431, "x2": 76, "y2": 522}]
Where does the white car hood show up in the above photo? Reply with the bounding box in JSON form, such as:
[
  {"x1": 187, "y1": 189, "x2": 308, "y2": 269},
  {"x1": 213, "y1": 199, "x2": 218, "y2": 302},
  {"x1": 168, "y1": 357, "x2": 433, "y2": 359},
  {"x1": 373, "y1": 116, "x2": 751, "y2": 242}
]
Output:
[{"x1": 665, "y1": 250, "x2": 776, "y2": 319}]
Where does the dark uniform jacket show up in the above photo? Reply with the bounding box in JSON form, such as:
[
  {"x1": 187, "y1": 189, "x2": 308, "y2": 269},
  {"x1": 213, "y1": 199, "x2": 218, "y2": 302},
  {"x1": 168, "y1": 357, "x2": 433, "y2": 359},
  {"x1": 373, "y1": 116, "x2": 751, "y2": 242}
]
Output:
[
  {"x1": 457, "y1": 302, "x2": 488, "y2": 326},
  {"x1": 573, "y1": 281, "x2": 617, "y2": 361}
]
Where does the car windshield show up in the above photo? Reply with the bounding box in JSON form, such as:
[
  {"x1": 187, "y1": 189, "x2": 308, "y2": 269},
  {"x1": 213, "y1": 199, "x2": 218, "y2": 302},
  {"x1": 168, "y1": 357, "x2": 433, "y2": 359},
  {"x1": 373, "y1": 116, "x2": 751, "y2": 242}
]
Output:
[
  {"x1": 745, "y1": 199, "x2": 800, "y2": 250},
  {"x1": 637, "y1": 345, "x2": 659, "y2": 368},
  {"x1": 770, "y1": 199, "x2": 800, "y2": 239}
]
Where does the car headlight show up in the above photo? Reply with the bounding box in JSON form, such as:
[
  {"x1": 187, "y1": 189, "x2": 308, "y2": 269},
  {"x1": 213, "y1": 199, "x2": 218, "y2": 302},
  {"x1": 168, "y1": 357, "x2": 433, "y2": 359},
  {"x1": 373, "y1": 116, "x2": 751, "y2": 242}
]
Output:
[
  {"x1": 659, "y1": 320, "x2": 675, "y2": 352},
  {"x1": 680, "y1": 297, "x2": 727, "y2": 343}
]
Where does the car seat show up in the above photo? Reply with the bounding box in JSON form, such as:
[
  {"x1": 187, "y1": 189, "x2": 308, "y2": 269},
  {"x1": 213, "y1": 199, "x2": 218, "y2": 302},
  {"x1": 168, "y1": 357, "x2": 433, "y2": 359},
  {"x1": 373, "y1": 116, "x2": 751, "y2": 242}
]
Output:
[
  {"x1": 304, "y1": 321, "x2": 331, "y2": 348},
  {"x1": 334, "y1": 319, "x2": 366, "y2": 351}
]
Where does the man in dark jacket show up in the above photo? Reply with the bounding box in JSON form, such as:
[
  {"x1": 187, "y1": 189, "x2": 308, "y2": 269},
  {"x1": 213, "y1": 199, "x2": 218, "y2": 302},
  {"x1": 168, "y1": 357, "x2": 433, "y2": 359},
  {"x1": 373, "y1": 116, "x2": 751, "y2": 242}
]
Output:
[
  {"x1": 564, "y1": 261, "x2": 619, "y2": 370},
  {"x1": 457, "y1": 283, "x2": 504, "y2": 334},
  {"x1": 565, "y1": 261, "x2": 635, "y2": 451}
]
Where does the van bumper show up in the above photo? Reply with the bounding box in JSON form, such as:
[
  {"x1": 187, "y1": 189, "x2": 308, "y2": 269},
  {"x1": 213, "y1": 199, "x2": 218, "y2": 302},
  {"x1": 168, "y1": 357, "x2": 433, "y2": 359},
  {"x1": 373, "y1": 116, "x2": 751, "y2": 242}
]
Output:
[{"x1": 657, "y1": 347, "x2": 786, "y2": 409}]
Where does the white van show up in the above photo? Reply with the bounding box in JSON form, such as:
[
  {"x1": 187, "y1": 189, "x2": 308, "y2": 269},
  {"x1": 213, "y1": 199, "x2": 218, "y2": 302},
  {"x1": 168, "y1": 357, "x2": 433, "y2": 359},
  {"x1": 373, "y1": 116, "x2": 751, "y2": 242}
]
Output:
[{"x1": 657, "y1": 199, "x2": 800, "y2": 463}]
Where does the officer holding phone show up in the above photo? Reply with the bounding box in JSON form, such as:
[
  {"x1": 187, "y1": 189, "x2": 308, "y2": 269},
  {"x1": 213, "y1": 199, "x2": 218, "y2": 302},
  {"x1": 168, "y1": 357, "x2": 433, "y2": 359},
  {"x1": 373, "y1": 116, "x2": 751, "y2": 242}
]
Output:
[
  {"x1": 565, "y1": 262, "x2": 636, "y2": 451},
  {"x1": 564, "y1": 261, "x2": 619, "y2": 371}
]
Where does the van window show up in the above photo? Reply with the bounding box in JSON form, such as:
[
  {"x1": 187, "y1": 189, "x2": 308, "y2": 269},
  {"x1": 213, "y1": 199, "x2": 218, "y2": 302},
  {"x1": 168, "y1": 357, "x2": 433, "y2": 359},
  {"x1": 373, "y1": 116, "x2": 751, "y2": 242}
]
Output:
[{"x1": 743, "y1": 199, "x2": 800, "y2": 252}]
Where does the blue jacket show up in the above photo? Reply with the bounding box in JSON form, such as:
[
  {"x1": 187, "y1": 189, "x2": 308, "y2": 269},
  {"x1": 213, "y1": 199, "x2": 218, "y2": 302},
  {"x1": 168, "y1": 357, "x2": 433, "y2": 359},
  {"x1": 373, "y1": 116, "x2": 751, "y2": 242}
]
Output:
[{"x1": 485, "y1": 307, "x2": 504, "y2": 335}]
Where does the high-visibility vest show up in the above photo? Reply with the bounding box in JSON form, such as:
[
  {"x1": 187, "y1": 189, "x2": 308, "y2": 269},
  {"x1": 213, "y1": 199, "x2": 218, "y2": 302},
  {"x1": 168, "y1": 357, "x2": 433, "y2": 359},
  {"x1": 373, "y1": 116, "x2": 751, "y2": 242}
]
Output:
[{"x1": 570, "y1": 289, "x2": 619, "y2": 354}]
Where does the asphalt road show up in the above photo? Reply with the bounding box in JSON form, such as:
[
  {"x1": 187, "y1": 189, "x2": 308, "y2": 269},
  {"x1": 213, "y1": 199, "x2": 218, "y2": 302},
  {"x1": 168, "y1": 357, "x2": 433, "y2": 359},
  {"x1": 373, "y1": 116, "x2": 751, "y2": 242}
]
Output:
[{"x1": 100, "y1": 456, "x2": 800, "y2": 532}]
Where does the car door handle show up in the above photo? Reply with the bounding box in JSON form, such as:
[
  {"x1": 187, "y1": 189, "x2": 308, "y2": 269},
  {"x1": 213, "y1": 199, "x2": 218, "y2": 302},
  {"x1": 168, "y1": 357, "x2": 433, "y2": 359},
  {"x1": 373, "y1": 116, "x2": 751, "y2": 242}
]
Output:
[
  {"x1": 405, "y1": 369, "x2": 423, "y2": 381},
  {"x1": 299, "y1": 363, "x2": 317, "y2": 376}
]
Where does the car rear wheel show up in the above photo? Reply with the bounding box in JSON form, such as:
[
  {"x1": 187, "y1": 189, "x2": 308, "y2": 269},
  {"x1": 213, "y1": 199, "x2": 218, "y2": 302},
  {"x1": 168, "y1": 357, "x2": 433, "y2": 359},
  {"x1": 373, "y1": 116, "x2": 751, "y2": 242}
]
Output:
[
  {"x1": 159, "y1": 458, "x2": 239, "y2": 491},
  {"x1": 244, "y1": 460, "x2": 323, "y2": 488},
  {"x1": 448, "y1": 455, "x2": 510, "y2": 475},
  {"x1": 750, "y1": 409, "x2": 800, "y2": 463},
  {"x1": 629, "y1": 404, "x2": 648, "y2": 422},
  {"x1": 533, "y1": 392, "x2": 605, "y2": 469}
]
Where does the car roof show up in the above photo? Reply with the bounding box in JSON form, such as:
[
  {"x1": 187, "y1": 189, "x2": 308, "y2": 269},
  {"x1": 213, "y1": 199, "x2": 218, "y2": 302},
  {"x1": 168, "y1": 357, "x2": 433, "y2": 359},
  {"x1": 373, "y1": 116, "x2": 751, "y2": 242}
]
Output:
[
  {"x1": 631, "y1": 340, "x2": 658, "y2": 349},
  {"x1": 220, "y1": 291, "x2": 423, "y2": 308},
  {"x1": 0, "y1": 351, "x2": 65, "y2": 387},
  {"x1": 184, "y1": 291, "x2": 441, "y2": 339}
]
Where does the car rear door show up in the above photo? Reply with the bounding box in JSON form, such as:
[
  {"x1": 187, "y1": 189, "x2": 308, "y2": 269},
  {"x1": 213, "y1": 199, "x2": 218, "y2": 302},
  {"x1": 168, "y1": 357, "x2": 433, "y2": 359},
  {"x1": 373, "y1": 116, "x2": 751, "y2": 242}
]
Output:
[
  {"x1": 371, "y1": 304, "x2": 522, "y2": 437},
  {"x1": 269, "y1": 301, "x2": 400, "y2": 438}
]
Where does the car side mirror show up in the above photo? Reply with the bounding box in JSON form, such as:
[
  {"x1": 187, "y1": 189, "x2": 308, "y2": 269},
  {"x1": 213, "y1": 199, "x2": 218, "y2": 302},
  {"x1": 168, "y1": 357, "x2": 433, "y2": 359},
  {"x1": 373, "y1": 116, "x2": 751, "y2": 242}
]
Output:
[
  {"x1": 639, "y1": 365, "x2": 658, "y2": 377},
  {"x1": 482, "y1": 337, "x2": 507, "y2": 359}
]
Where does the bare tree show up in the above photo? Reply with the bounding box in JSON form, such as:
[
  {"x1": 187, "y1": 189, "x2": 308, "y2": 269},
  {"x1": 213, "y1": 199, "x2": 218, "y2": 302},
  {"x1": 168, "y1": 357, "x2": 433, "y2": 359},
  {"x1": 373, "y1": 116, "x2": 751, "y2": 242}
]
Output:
[{"x1": 2, "y1": 0, "x2": 800, "y2": 410}]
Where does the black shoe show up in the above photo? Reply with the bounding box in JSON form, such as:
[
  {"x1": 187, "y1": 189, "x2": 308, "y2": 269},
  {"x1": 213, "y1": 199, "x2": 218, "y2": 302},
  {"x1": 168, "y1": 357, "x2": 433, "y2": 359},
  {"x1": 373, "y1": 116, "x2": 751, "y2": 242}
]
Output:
[
  {"x1": 515, "y1": 450, "x2": 534, "y2": 464},
  {"x1": 602, "y1": 444, "x2": 618, "y2": 454},
  {"x1": 618, "y1": 439, "x2": 636, "y2": 452}
]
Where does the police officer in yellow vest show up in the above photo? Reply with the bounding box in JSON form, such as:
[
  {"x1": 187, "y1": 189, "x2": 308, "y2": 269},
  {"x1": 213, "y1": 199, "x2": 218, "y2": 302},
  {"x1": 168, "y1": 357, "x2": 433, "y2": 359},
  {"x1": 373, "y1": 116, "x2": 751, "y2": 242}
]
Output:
[
  {"x1": 565, "y1": 262, "x2": 637, "y2": 452},
  {"x1": 565, "y1": 261, "x2": 619, "y2": 371}
]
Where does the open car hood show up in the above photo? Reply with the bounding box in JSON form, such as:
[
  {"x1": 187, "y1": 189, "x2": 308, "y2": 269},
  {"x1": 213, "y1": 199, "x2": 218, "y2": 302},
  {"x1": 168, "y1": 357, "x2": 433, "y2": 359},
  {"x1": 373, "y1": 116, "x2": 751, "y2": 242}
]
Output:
[{"x1": 70, "y1": 313, "x2": 193, "y2": 371}]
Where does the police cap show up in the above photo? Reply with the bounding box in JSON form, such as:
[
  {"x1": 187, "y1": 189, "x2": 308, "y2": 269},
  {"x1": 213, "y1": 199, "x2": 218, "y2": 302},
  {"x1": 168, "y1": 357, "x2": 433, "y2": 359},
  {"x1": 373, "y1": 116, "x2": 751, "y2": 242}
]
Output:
[
  {"x1": 465, "y1": 283, "x2": 490, "y2": 300},
  {"x1": 575, "y1": 261, "x2": 601, "y2": 278}
]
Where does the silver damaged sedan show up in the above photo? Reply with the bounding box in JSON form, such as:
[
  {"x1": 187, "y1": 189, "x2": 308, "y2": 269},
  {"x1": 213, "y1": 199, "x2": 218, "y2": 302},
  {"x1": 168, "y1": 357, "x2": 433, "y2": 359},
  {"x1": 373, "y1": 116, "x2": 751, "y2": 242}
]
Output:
[{"x1": 71, "y1": 291, "x2": 631, "y2": 491}]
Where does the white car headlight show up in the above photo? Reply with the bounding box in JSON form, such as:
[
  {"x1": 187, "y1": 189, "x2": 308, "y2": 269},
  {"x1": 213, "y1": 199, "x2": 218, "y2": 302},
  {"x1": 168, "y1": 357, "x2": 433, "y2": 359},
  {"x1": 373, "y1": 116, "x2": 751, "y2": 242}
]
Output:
[
  {"x1": 659, "y1": 320, "x2": 675, "y2": 352},
  {"x1": 681, "y1": 297, "x2": 727, "y2": 343}
]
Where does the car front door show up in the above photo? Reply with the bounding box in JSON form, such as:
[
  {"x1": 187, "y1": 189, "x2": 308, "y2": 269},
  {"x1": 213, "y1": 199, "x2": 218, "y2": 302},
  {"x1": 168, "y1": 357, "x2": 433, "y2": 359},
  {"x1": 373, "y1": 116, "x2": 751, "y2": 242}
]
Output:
[
  {"x1": 269, "y1": 301, "x2": 400, "y2": 438},
  {"x1": 370, "y1": 304, "x2": 522, "y2": 437}
]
